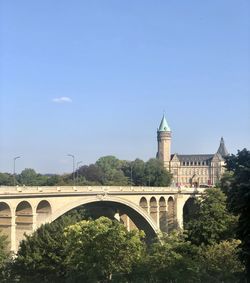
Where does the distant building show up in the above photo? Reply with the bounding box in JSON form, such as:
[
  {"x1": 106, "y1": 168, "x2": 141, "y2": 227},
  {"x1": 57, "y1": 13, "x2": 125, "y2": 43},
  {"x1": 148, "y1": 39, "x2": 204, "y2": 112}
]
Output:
[{"x1": 156, "y1": 115, "x2": 229, "y2": 187}]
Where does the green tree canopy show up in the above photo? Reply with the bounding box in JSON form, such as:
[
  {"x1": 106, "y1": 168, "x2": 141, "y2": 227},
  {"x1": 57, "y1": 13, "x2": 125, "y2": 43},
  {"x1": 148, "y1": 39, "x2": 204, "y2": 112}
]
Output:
[
  {"x1": 198, "y1": 239, "x2": 245, "y2": 283},
  {"x1": 95, "y1": 156, "x2": 128, "y2": 185},
  {"x1": 78, "y1": 164, "x2": 105, "y2": 185},
  {"x1": 221, "y1": 148, "x2": 250, "y2": 281},
  {"x1": 185, "y1": 188, "x2": 237, "y2": 245},
  {"x1": 0, "y1": 173, "x2": 13, "y2": 186},
  {"x1": 132, "y1": 231, "x2": 199, "y2": 283},
  {"x1": 122, "y1": 158, "x2": 172, "y2": 187},
  {"x1": 64, "y1": 217, "x2": 145, "y2": 282},
  {"x1": 144, "y1": 158, "x2": 172, "y2": 186},
  {"x1": 9, "y1": 207, "x2": 87, "y2": 282},
  {"x1": 17, "y1": 168, "x2": 39, "y2": 186}
]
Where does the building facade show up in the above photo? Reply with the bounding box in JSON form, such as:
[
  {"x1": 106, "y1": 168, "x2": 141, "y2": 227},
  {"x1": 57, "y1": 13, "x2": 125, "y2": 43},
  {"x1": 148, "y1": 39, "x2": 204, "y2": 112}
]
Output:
[{"x1": 156, "y1": 115, "x2": 229, "y2": 187}]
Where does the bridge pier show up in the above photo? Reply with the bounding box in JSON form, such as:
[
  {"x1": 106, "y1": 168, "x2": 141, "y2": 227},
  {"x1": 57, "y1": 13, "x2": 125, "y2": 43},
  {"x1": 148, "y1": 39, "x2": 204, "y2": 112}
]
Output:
[{"x1": 10, "y1": 216, "x2": 16, "y2": 253}]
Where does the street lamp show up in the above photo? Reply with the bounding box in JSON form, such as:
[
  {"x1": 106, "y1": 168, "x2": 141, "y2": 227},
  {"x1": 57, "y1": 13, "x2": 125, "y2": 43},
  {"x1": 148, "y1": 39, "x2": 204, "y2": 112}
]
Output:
[
  {"x1": 130, "y1": 164, "x2": 133, "y2": 186},
  {"x1": 76, "y1": 161, "x2": 82, "y2": 185},
  {"x1": 67, "y1": 154, "x2": 75, "y2": 185},
  {"x1": 13, "y1": 156, "x2": 21, "y2": 186}
]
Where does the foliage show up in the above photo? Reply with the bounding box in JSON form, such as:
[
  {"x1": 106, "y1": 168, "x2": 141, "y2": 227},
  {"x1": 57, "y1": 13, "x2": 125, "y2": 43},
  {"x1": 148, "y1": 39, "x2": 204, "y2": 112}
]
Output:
[
  {"x1": 95, "y1": 156, "x2": 129, "y2": 185},
  {"x1": 221, "y1": 148, "x2": 250, "y2": 280},
  {"x1": 131, "y1": 231, "x2": 199, "y2": 283},
  {"x1": 122, "y1": 158, "x2": 172, "y2": 187},
  {"x1": 78, "y1": 164, "x2": 105, "y2": 185},
  {"x1": 64, "y1": 217, "x2": 145, "y2": 282},
  {"x1": 0, "y1": 232, "x2": 9, "y2": 268},
  {"x1": 0, "y1": 173, "x2": 13, "y2": 186},
  {"x1": 198, "y1": 239, "x2": 245, "y2": 283},
  {"x1": 0, "y1": 155, "x2": 172, "y2": 187},
  {"x1": 129, "y1": 159, "x2": 146, "y2": 186},
  {"x1": 7, "y1": 214, "x2": 144, "y2": 283},
  {"x1": 144, "y1": 158, "x2": 172, "y2": 186},
  {"x1": 9, "y1": 208, "x2": 87, "y2": 282},
  {"x1": 185, "y1": 188, "x2": 237, "y2": 245},
  {"x1": 0, "y1": 232, "x2": 11, "y2": 282}
]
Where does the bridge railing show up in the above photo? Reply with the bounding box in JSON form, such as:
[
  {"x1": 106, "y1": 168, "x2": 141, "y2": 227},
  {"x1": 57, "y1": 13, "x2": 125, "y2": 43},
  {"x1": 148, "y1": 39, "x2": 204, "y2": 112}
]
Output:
[{"x1": 0, "y1": 186, "x2": 205, "y2": 195}]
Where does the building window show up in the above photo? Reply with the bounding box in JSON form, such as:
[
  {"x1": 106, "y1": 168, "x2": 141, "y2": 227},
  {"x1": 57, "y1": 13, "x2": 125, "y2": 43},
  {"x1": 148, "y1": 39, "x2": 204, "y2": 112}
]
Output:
[
  {"x1": 191, "y1": 162, "x2": 193, "y2": 165},
  {"x1": 182, "y1": 162, "x2": 185, "y2": 166}
]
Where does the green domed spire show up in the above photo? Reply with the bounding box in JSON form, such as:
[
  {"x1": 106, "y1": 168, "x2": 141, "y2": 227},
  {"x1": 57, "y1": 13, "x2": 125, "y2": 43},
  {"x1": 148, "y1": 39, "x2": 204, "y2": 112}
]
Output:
[{"x1": 158, "y1": 115, "x2": 171, "y2": 132}]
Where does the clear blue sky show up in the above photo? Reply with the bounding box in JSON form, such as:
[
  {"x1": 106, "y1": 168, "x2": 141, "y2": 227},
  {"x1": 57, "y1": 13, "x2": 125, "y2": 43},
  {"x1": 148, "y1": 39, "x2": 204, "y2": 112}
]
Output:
[{"x1": 0, "y1": 1, "x2": 249, "y2": 174}]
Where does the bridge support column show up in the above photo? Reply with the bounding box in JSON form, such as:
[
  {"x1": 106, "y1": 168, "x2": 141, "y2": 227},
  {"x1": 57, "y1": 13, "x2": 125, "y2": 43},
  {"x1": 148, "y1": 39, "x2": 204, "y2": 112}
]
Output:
[
  {"x1": 10, "y1": 216, "x2": 16, "y2": 253},
  {"x1": 156, "y1": 205, "x2": 160, "y2": 229},
  {"x1": 32, "y1": 213, "x2": 37, "y2": 231},
  {"x1": 126, "y1": 216, "x2": 130, "y2": 232}
]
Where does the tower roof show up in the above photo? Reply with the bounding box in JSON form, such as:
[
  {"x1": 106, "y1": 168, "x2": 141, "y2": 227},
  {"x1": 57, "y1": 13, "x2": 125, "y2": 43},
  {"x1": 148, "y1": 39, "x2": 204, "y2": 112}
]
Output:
[
  {"x1": 158, "y1": 115, "x2": 171, "y2": 132},
  {"x1": 217, "y1": 137, "x2": 229, "y2": 157}
]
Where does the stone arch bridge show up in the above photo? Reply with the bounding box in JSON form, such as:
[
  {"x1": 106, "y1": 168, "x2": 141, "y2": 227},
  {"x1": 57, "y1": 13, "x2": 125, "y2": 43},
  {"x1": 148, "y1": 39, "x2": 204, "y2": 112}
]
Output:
[{"x1": 0, "y1": 186, "x2": 204, "y2": 252}]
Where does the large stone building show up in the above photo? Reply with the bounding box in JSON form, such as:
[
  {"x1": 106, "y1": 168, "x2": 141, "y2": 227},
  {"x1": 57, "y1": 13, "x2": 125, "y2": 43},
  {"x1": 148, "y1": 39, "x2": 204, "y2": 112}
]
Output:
[{"x1": 156, "y1": 115, "x2": 229, "y2": 187}]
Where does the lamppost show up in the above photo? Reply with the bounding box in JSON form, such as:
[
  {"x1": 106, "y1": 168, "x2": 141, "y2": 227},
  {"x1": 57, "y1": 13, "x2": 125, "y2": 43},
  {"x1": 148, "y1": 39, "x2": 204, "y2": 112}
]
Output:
[
  {"x1": 67, "y1": 154, "x2": 75, "y2": 186},
  {"x1": 130, "y1": 164, "x2": 133, "y2": 185},
  {"x1": 76, "y1": 161, "x2": 82, "y2": 185},
  {"x1": 13, "y1": 156, "x2": 21, "y2": 186}
]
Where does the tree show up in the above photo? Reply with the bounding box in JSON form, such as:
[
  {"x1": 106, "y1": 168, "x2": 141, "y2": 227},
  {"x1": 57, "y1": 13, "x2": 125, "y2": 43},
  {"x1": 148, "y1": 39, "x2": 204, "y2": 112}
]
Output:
[
  {"x1": 122, "y1": 159, "x2": 146, "y2": 186},
  {"x1": 131, "y1": 231, "x2": 199, "y2": 283},
  {"x1": 198, "y1": 240, "x2": 245, "y2": 283},
  {"x1": 95, "y1": 156, "x2": 128, "y2": 185},
  {"x1": 144, "y1": 158, "x2": 172, "y2": 186},
  {"x1": 185, "y1": 188, "x2": 237, "y2": 246},
  {"x1": 9, "y1": 207, "x2": 87, "y2": 282},
  {"x1": 0, "y1": 173, "x2": 13, "y2": 186},
  {"x1": 0, "y1": 232, "x2": 11, "y2": 282},
  {"x1": 17, "y1": 168, "x2": 39, "y2": 186},
  {"x1": 64, "y1": 217, "x2": 145, "y2": 282},
  {"x1": 78, "y1": 164, "x2": 105, "y2": 185},
  {"x1": 0, "y1": 233, "x2": 8, "y2": 269},
  {"x1": 221, "y1": 149, "x2": 250, "y2": 281}
]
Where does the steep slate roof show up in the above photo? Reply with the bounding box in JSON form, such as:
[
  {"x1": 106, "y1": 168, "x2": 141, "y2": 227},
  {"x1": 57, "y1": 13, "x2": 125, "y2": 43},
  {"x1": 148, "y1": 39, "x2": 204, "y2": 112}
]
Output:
[
  {"x1": 174, "y1": 154, "x2": 214, "y2": 162},
  {"x1": 217, "y1": 137, "x2": 229, "y2": 157},
  {"x1": 158, "y1": 115, "x2": 171, "y2": 132}
]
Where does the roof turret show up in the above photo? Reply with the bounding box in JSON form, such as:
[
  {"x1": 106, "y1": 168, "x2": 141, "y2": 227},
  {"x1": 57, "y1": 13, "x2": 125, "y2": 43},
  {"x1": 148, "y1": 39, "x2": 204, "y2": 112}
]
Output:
[
  {"x1": 217, "y1": 137, "x2": 229, "y2": 157},
  {"x1": 158, "y1": 115, "x2": 171, "y2": 132}
]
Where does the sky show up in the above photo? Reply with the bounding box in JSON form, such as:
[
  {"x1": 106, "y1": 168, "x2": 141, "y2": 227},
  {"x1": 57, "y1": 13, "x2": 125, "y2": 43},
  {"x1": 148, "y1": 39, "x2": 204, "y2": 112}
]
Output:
[{"x1": 0, "y1": 0, "x2": 249, "y2": 174}]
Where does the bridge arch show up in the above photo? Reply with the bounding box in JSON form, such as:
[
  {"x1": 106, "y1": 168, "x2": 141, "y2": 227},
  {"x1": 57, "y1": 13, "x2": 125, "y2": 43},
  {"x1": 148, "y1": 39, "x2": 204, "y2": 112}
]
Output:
[
  {"x1": 139, "y1": 197, "x2": 148, "y2": 212},
  {"x1": 159, "y1": 197, "x2": 167, "y2": 232},
  {"x1": 167, "y1": 196, "x2": 175, "y2": 231},
  {"x1": 149, "y1": 197, "x2": 157, "y2": 223},
  {"x1": 36, "y1": 200, "x2": 52, "y2": 227},
  {"x1": 50, "y1": 196, "x2": 159, "y2": 243},
  {"x1": 183, "y1": 197, "x2": 198, "y2": 228},
  {"x1": 15, "y1": 201, "x2": 33, "y2": 246},
  {"x1": 0, "y1": 202, "x2": 12, "y2": 248}
]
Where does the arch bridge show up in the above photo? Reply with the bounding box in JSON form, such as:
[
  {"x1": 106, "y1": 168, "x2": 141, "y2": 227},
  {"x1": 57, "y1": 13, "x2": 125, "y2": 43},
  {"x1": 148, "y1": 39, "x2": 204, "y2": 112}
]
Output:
[{"x1": 0, "y1": 186, "x2": 204, "y2": 252}]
